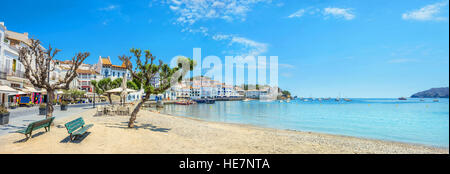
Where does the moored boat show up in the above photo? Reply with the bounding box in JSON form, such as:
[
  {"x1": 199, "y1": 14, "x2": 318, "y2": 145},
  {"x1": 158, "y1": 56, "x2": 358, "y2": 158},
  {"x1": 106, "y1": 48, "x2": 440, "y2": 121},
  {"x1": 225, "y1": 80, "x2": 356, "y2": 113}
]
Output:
[
  {"x1": 335, "y1": 97, "x2": 340, "y2": 102},
  {"x1": 176, "y1": 100, "x2": 197, "y2": 105},
  {"x1": 205, "y1": 98, "x2": 215, "y2": 104}
]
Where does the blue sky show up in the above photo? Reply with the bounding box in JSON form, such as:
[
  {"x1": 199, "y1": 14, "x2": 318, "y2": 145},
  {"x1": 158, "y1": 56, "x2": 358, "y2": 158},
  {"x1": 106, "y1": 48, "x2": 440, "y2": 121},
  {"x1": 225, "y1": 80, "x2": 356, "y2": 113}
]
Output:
[{"x1": 1, "y1": 0, "x2": 449, "y2": 98}]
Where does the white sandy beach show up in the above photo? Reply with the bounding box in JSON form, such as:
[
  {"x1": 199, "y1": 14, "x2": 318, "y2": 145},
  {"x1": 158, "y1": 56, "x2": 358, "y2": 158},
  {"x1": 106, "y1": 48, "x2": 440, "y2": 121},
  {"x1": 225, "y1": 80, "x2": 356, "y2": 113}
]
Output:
[{"x1": 0, "y1": 108, "x2": 447, "y2": 154}]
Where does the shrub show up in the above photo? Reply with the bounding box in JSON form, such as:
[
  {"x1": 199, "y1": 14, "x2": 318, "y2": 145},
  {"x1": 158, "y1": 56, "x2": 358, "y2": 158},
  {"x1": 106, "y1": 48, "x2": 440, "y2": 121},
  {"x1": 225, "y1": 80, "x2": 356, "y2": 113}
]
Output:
[{"x1": 0, "y1": 106, "x2": 8, "y2": 114}]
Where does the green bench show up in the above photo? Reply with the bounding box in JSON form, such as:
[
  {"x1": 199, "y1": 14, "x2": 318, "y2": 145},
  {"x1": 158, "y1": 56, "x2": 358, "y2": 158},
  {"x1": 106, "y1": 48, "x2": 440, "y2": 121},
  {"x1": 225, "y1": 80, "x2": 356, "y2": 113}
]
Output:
[
  {"x1": 64, "y1": 117, "x2": 93, "y2": 141},
  {"x1": 16, "y1": 117, "x2": 55, "y2": 140}
]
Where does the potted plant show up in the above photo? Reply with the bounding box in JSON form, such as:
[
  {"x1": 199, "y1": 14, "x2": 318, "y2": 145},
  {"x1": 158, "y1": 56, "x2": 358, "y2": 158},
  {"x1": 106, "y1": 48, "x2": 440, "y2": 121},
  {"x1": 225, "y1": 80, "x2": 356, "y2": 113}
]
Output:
[
  {"x1": 39, "y1": 104, "x2": 47, "y2": 115},
  {"x1": 9, "y1": 103, "x2": 18, "y2": 109},
  {"x1": 61, "y1": 101, "x2": 68, "y2": 111},
  {"x1": 0, "y1": 106, "x2": 10, "y2": 125}
]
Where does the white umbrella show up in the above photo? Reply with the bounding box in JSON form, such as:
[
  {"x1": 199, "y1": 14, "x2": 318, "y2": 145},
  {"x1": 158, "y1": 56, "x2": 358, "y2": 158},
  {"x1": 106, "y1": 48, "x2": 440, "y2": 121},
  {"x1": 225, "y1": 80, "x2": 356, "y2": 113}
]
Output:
[{"x1": 105, "y1": 87, "x2": 137, "y2": 93}]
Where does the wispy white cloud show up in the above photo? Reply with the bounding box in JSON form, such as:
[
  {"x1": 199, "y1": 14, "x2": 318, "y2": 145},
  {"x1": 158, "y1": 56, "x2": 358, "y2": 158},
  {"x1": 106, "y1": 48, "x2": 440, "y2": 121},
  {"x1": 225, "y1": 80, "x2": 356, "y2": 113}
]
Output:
[
  {"x1": 402, "y1": 1, "x2": 449, "y2": 21},
  {"x1": 162, "y1": 1, "x2": 271, "y2": 58},
  {"x1": 323, "y1": 7, "x2": 355, "y2": 20},
  {"x1": 102, "y1": 20, "x2": 109, "y2": 25},
  {"x1": 288, "y1": 7, "x2": 355, "y2": 20},
  {"x1": 212, "y1": 34, "x2": 268, "y2": 57},
  {"x1": 288, "y1": 9, "x2": 306, "y2": 18},
  {"x1": 99, "y1": 5, "x2": 119, "y2": 11},
  {"x1": 276, "y1": 2, "x2": 285, "y2": 7},
  {"x1": 182, "y1": 26, "x2": 209, "y2": 36},
  {"x1": 230, "y1": 36, "x2": 268, "y2": 56},
  {"x1": 98, "y1": 4, "x2": 129, "y2": 25},
  {"x1": 166, "y1": 0, "x2": 273, "y2": 25},
  {"x1": 212, "y1": 34, "x2": 232, "y2": 41}
]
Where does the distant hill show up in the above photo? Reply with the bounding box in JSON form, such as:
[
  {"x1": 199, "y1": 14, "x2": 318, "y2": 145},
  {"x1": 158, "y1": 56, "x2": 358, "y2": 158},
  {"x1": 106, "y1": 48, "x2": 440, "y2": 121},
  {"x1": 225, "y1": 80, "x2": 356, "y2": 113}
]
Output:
[{"x1": 411, "y1": 87, "x2": 449, "y2": 98}]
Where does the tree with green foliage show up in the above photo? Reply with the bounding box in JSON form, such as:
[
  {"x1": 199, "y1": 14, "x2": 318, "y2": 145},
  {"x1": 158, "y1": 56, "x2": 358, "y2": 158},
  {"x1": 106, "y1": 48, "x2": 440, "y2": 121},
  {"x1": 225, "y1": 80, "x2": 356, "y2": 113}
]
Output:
[
  {"x1": 93, "y1": 77, "x2": 137, "y2": 104},
  {"x1": 63, "y1": 89, "x2": 86, "y2": 102},
  {"x1": 127, "y1": 80, "x2": 140, "y2": 90},
  {"x1": 109, "y1": 77, "x2": 140, "y2": 90},
  {"x1": 282, "y1": 90, "x2": 291, "y2": 97},
  {"x1": 94, "y1": 78, "x2": 114, "y2": 104},
  {"x1": 90, "y1": 80, "x2": 101, "y2": 95},
  {"x1": 119, "y1": 48, "x2": 195, "y2": 128},
  {"x1": 112, "y1": 78, "x2": 123, "y2": 88}
]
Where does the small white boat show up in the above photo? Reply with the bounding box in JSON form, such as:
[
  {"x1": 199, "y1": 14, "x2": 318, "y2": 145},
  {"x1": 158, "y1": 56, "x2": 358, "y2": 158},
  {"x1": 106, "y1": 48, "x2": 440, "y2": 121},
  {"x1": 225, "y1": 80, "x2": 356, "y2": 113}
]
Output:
[
  {"x1": 286, "y1": 99, "x2": 291, "y2": 103},
  {"x1": 279, "y1": 100, "x2": 284, "y2": 103},
  {"x1": 243, "y1": 99, "x2": 251, "y2": 102}
]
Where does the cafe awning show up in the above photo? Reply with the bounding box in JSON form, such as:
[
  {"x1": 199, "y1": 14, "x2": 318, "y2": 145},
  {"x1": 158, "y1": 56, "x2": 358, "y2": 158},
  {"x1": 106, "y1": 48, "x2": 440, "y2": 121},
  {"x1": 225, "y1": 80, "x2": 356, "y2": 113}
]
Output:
[
  {"x1": 0, "y1": 85, "x2": 18, "y2": 94},
  {"x1": 21, "y1": 87, "x2": 38, "y2": 93}
]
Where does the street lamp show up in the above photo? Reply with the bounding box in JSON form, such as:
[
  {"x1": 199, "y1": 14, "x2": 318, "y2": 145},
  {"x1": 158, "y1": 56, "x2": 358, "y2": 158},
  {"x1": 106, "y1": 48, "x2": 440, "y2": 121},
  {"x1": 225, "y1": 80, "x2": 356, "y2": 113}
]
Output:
[
  {"x1": 46, "y1": 58, "x2": 50, "y2": 117},
  {"x1": 93, "y1": 86, "x2": 96, "y2": 108}
]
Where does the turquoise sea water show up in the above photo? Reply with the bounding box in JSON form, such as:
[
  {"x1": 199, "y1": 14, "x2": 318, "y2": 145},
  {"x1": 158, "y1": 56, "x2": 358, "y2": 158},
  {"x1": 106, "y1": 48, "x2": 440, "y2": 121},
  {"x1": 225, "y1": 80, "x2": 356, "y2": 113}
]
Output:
[{"x1": 158, "y1": 98, "x2": 449, "y2": 147}]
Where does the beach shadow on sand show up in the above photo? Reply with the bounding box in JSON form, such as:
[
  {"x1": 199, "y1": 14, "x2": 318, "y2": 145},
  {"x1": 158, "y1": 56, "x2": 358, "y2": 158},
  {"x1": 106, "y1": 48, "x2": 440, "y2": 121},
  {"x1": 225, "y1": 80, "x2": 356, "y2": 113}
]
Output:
[
  {"x1": 1, "y1": 124, "x2": 27, "y2": 132},
  {"x1": 59, "y1": 132, "x2": 91, "y2": 144},
  {"x1": 13, "y1": 131, "x2": 47, "y2": 143},
  {"x1": 104, "y1": 122, "x2": 171, "y2": 133}
]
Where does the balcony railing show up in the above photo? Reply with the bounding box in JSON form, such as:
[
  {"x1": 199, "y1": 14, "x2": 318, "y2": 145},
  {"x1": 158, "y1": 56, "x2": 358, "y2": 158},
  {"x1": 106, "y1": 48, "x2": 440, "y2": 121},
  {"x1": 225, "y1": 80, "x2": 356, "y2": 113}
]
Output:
[
  {"x1": 7, "y1": 70, "x2": 26, "y2": 78},
  {"x1": 0, "y1": 71, "x2": 6, "y2": 80}
]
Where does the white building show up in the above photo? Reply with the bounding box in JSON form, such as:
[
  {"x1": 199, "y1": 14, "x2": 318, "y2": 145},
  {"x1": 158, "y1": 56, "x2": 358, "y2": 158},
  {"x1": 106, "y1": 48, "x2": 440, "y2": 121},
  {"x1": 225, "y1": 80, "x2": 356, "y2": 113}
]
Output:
[
  {"x1": 168, "y1": 76, "x2": 243, "y2": 100},
  {"x1": 0, "y1": 22, "x2": 48, "y2": 107},
  {"x1": 0, "y1": 22, "x2": 30, "y2": 89},
  {"x1": 245, "y1": 87, "x2": 276, "y2": 100},
  {"x1": 95, "y1": 56, "x2": 130, "y2": 80}
]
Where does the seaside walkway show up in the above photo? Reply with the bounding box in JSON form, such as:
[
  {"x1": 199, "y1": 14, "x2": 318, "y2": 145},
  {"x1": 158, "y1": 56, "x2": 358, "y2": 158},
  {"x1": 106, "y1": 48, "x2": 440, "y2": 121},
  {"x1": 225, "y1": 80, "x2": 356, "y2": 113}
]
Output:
[{"x1": 0, "y1": 102, "x2": 108, "y2": 136}]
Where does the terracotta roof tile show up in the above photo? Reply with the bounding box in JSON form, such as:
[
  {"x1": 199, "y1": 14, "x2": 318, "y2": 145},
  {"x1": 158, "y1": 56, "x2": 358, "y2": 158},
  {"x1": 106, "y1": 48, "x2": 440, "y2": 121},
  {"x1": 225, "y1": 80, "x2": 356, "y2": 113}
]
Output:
[
  {"x1": 76, "y1": 69, "x2": 99, "y2": 74},
  {"x1": 101, "y1": 57, "x2": 112, "y2": 65}
]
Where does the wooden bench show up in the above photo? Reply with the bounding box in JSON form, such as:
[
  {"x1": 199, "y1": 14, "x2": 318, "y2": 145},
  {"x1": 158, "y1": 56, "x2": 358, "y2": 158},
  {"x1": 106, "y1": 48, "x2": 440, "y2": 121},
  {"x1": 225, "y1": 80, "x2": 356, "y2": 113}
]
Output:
[
  {"x1": 64, "y1": 117, "x2": 93, "y2": 141},
  {"x1": 16, "y1": 117, "x2": 55, "y2": 140}
]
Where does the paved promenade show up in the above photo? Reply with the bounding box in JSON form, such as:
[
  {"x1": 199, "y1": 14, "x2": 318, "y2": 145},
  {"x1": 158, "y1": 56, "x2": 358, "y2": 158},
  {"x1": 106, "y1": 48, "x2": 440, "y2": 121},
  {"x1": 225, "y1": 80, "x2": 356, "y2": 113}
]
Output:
[{"x1": 0, "y1": 103, "x2": 108, "y2": 136}]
